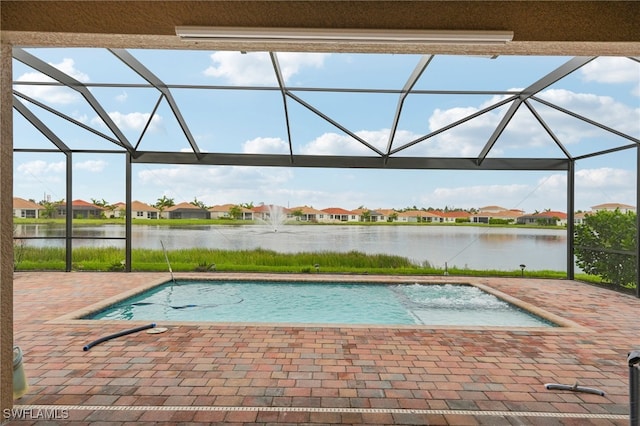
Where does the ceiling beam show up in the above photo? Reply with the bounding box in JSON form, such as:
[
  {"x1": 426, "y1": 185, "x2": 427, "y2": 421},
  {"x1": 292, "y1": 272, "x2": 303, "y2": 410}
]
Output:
[
  {"x1": 523, "y1": 100, "x2": 572, "y2": 160},
  {"x1": 286, "y1": 92, "x2": 386, "y2": 156},
  {"x1": 12, "y1": 47, "x2": 135, "y2": 153},
  {"x1": 132, "y1": 151, "x2": 569, "y2": 171},
  {"x1": 531, "y1": 95, "x2": 640, "y2": 145},
  {"x1": 109, "y1": 48, "x2": 202, "y2": 158},
  {"x1": 269, "y1": 52, "x2": 295, "y2": 162},
  {"x1": 13, "y1": 96, "x2": 70, "y2": 153},
  {"x1": 385, "y1": 54, "x2": 433, "y2": 159}
]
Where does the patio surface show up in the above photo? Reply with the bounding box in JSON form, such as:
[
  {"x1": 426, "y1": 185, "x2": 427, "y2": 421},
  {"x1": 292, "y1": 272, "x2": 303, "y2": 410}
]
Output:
[{"x1": 5, "y1": 272, "x2": 640, "y2": 425}]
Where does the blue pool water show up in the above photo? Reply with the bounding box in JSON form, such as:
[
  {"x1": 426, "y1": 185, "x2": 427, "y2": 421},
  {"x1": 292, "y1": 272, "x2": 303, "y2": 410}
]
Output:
[{"x1": 86, "y1": 281, "x2": 556, "y2": 327}]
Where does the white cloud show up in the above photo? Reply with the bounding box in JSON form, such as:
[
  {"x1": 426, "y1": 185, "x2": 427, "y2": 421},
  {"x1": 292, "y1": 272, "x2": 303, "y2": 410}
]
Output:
[
  {"x1": 243, "y1": 137, "x2": 289, "y2": 154},
  {"x1": 17, "y1": 160, "x2": 66, "y2": 176},
  {"x1": 576, "y1": 167, "x2": 635, "y2": 190},
  {"x1": 91, "y1": 111, "x2": 163, "y2": 132},
  {"x1": 277, "y1": 52, "x2": 328, "y2": 83},
  {"x1": 204, "y1": 51, "x2": 328, "y2": 85},
  {"x1": 116, "y1": 91, "x2": 128, "y2": 102},
  {"x1": 72, "y1": 112, "x2": 89, "y2": 124},
  {"x1": 136, "y1": 165, "x2": 295, "y2": 206},
  {"x1": 580, "y1": 57, "x2": 640, "y2": 98},
  {"x1": 425, "y1": 183, "x2": 531, "y2": 210},
  {"x1": 531, "y1": 168, "x2": 636, "y2": 211},
  {"x1": 409, "y1": 88, "x2": 639, "y2": 156},
  {"x1": 15, "y1": 58, "x2": 89, "y2": 104},
  {"x1": 299, "y1": 132, "x2": 373, "y2": 156},
  {"x1": 413, "y1": 167, "x2": 635, "y2": 213},
  {"x1": 535, "y1": 88, "x2": 640, "y2": 137},
  {"x1": 418, "y1": 106, "x2": 505, "y2": 156},
  {"x1": 14, "y1": 160, "x2": 66, "y2": 192},
  {"x1": 580, "y1": 57, "x2": 640, "y2": 85},
  {"x1": 55, "y1": 58, "x2": 90, "y2": 82},
  {"x1": 75, "y1": 160, "x2": 107, "y2": 172},
  {"x1": 299, "y1": 128, "x2": 418, "y2": 156}
]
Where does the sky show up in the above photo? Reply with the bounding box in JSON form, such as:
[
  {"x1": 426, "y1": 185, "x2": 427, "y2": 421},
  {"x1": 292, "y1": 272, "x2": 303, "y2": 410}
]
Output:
[{"x1": 12, "y1": 49, "x2": 640, "y2": 213}]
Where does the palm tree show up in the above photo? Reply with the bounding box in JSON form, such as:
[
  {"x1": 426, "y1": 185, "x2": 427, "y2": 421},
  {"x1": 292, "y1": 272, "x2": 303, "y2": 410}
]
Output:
[
  {"x1": 92, "y1": 198, "x2": 116, "y2": 218},
  {"x1": 190, "y1": 197, "x2": 208, "y2": 210},
  {"x1": 38, "y1": 200, "x2": 59, "y2": 219},
  {"x1": 154, "y1": 195, "x2": 175, "y2": 216}
]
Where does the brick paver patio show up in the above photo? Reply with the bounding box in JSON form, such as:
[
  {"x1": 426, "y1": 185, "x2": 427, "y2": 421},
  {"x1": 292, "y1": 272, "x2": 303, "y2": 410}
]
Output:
[{"x1": 5, "y1": 272, "x2": 639, "y2": 425}]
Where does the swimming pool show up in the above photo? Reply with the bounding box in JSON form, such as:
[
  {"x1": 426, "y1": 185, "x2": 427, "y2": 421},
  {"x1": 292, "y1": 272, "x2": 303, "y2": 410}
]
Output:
[{"x1": 85, "y1": 280, "x2": 557, "y2": 327}]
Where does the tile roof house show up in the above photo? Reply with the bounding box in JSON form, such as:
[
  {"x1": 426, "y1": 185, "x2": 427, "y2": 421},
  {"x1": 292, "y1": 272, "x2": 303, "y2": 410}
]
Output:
[
  {"x1": 163, "y1": 202, "x2": 210, "y2": 219},
  {"x1": 591, "y1": 203, "x2": 636, "y2": 214},
  {"x1": 13, "y1": 197, "x2": 44, "y2": 219},
  {"x1": 517, "y1": 211, "x2": 568, "y2": 226},
  {"x1": 209, "y1": 204, "x2": 254, "y2": 220},
  {"x1": 112, "y1": 201, "x2": 160, "y2": 219},
  {"x1": 435, "y1": 210, "x2": 472, "y2": 223},
  {"x1": 471, "y1": 208, "x2": 524, "y2": 224},
  {"x1": 351, "y1": 208, "x2": 384, "y2": 222},
  {"x1": 375, "y1": 209, "x2": 399, "y2": 222},
  {"x1": 109, "y1": 202, "x2": 126, "y2": 218},
  {"x1": 321, "y1": 207, "x2": 355, "y2": 222},
  {"x1": 396, "y1": 210, "x2": 442, "y2": 223},
  {"x1": 54, "y1": 199, "x2": 105, "y2": 219},
  {"x1": 574, "y1": 211, "x2": 589, "y2": 225},
  {"x1": 288, "y1": 206, "x2": 327, "y2": 222},
  {"x1": 477, "y1": 205, "x2": 510, "y2": 213}
]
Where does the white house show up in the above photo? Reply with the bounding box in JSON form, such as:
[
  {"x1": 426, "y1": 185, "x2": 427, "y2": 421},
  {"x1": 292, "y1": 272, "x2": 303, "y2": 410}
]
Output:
[
  {"x1": 288, "y1": 206, "x2": 328, "y2": 222},
  {"x1": 321, "y1": 207, "x2": 354, "y2": 222},
  {"x1": 471, "y1": 207, "x2": 524, "y2": 224},
  {"x1": 591, "y1": 203, "x2": 636, "y2": 214},
  {"x1": 110, "y1": 201, "x2": 159, "y2": 219},
  {"x1": 13, "y1": 197, "x2": 44, "y2": 219},
  {"x1": 209, "y1": 204, "x2": 253, "y2": 220},
  {"x1": 396, "y1": 210, "x2": 442, "y2": 223}
]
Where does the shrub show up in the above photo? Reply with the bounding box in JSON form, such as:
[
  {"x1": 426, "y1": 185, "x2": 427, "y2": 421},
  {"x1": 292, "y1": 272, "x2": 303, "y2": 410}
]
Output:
[{"x1": 574, "y1": 209, "x2": 637, "y2": 289}]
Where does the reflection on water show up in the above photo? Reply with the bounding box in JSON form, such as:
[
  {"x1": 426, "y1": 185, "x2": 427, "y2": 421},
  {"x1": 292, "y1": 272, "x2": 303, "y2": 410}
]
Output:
[
  {"x1": 14, "y1": 223, "x2": 570, "y2": 271},
  {"x1": 478, "y1": 232, "x2": 563, "y2": 242}
]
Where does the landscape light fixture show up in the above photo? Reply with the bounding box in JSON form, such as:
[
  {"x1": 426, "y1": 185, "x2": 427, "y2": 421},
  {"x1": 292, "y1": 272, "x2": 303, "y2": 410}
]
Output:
[{"x1": 175, "y1": 26, "x2": 514, "y2": 45}]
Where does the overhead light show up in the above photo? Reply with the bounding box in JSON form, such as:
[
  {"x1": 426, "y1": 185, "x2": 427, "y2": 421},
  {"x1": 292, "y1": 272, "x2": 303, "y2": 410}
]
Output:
[{"x1": 175, "y1": 26, "x2": 514, "y2": 45}]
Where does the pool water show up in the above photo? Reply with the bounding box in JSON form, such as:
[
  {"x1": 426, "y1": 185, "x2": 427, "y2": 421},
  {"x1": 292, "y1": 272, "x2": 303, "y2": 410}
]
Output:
[{"x1": 86, "y1": 281, "x2": 556, "y2": 327}]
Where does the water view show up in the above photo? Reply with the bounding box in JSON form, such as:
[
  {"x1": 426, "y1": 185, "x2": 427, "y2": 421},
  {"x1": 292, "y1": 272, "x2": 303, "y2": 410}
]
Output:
[{"x1": 15, "y1": 223, "x2": 569, "y2": 271}]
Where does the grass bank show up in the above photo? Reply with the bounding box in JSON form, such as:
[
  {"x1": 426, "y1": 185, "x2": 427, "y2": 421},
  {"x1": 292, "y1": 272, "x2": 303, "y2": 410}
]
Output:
[
  {"x1": 16, "y1": 246, "x2": 629, "y2": 292},
  {"x1": 15, "y1": 245, "x2": 574, "y2": 280}
]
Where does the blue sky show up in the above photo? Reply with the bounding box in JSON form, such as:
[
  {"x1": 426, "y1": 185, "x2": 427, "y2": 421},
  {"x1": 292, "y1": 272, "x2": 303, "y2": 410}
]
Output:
[{"x1": 12, "y1": 50, "x2": 640, "y2": 212}]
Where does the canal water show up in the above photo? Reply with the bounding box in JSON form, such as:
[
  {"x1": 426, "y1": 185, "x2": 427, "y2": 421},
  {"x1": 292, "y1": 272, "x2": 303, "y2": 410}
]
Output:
[{"x1": 15, "y1": 223, "x2": 570, "y2": 272}]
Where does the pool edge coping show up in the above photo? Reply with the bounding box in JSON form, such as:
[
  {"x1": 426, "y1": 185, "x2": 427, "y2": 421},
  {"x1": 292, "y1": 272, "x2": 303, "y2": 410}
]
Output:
[{"x1": 46, "y1": 272, "x2": 593, "y2": 333}]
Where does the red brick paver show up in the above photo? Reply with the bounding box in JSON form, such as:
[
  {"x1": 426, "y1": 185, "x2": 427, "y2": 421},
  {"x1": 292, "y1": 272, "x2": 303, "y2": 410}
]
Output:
[{"x1": 6, "y1": 272, "x2": 639, "y2": 425}]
